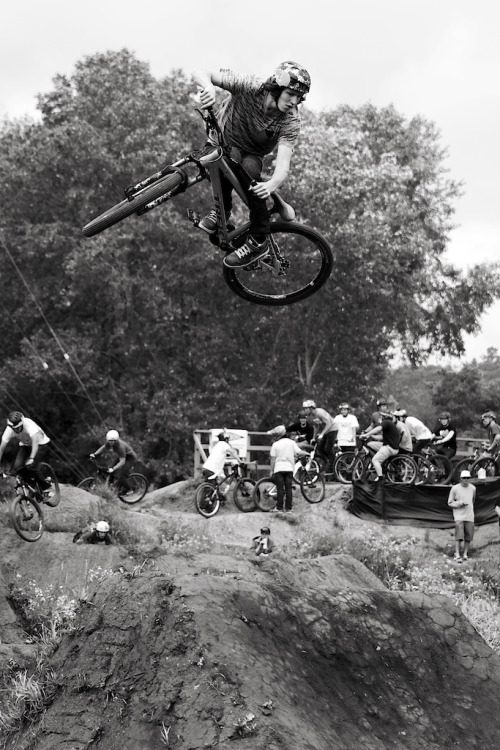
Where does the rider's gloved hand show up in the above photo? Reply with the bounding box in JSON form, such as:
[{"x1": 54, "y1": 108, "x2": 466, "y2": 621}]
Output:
[{"x1": 25, "y1": 458, "x2": 34, "y2": 467}]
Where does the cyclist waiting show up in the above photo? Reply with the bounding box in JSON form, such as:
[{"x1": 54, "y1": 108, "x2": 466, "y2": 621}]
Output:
[
  {"x1": 90, "y1": 430, "x2": 137, "y2": 497},
  {"x1": 202, "y1": 432, "x2": 241, "y2": 484},
  {"x1": 0, "y1": 411, "x2": 52, "y2": 496},
  {"x1": 194, "y1": 61, "x2": 310, "y2": 268},
  {"x1": 360, "y1": 411, "x2": 400, "y2": 482},
  {"x1": 269, "y1": 426, "x2": 308, "y2": 512},
  {"x1": 302, "y1": 399, "x2": 337, "y2": 473},
  {"x1": 392, "y1": 410, "x2": 413, "y2": 454},
  {"x1": 431, "y1": 411, "x2": 458, "y2": 460},
  {"x1": 333, "y1": 403, "x2": 359, "y2": 452},
  {"x1": 396, "y1": 410, "x2": 433, "y2": 453},
  {"x1": 284, "y1": 410, "x2": 315, "y2": 448},
  {"x1": 480, "y1": 411, "x2": 500, "y2": 455}
]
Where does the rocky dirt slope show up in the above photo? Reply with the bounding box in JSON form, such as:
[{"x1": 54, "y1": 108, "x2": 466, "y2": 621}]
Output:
[{"x1": 1, "y1": 482, "x2": 500, "y2": 749}]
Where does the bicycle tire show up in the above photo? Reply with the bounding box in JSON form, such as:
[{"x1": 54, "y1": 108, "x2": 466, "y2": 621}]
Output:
[
  {"x1": 11, "y1": 495, "x2": 44, "y2": 542},
  {"x1": 426, "y1": 455, "x2": 452, "y2": 484},
  {"x1": 119, "y1": 473, "x2": 148, "y2": 504},
  {"x1": 385, "y1": 455, "x2": 417, "y2": 486},
  {"x1": 253, "y1": 477, "x2": 278, "y2": 512},
  {"x1": 300, "y1": 471, "x2": 325, "y2": 503},
  {"x1": 82, "y1": 172, "x2": 185, "y2": 237},
  {"x1": 223, "y1": 222, "x2": 333, "y2": 306},
  {"x1": 77, "y1": 476, "x2": 101, "y2": 495},
  {"x1": 294, "y1": 459, "x2": 321, "y2": 485},
  {"x1": 233, "y1": 478, "x2": 257, "y2": 512},
  {"x1": 452, "y1": 457, "x2": 476, "y2": 483},
  {"x1": 38, "y1": 462, "x2": 61, "y2": 507},
  {"x1": 352, "y1": 455, "x2": 368, "y2": 482},
  {"x1": 333, "y1": 452, "x2": 357, "y2": 484},
  {"x1": 195, "y1": 483, "x2": 221, "y2": 518},
  {"x1": 471, "y1": 455, "x2": 500, "y2": 478}
]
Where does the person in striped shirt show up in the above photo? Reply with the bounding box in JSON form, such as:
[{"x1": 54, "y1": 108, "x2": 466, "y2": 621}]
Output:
[{"x1": 193, "y1": 61, "x2": 311, "y2": 268}]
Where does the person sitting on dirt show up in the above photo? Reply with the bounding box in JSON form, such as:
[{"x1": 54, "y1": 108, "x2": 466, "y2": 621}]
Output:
[
  {"x1": 251, "y1": 527, "x2": 274, "y2": 556},
  {"x1": 202, "y1": 432, "x2": 241, "y2": 484},
  {"x1": 73, "y1": 520, "x2": 114, "y2": 545},
  {"x1": 193, "y1": 61, "x2": 310, "y2": 268},
  {"x1": 0, "y1": 411, "x2": 53, "y2": 497},
  {"x1": 480, "y1": 411, "x2": 500, "y2": 456},
  {"x1": 90, "y1": 430, "x2": 137, "y2": 497},
  {"x1": 430, "y1": 411, "x2": 458, "y2": 460}
]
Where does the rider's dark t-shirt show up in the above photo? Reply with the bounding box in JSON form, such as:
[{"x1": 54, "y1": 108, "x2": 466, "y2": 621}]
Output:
[
  {"x1": 109, "y1": 439, "x2": 137, "y2": 461},
  {"x1": 432, "y1": 421, "x2": 458, "y2": 452},
  {"x1": 382, "y1": 419, "x2": 401, "y2": 450},
  {"x1": 285, "y1": 420, "x2": 314, "y2": 444}
]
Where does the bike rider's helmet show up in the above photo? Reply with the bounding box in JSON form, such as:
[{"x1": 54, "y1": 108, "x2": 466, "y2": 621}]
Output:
[
  {"x1": 438, "y1": 411, "x2": 451, "y2": 420},
  {"x1": 260, "y1": 527, "x2": 271, "y2": 536},
  {"x1": 106, "y1": 429, "x2": 119, "y2": 441},
  {"x1": 376, "y1": 398, "x2": 388, "y2": 408},
  {"x1": 481, "y1": 411, "x2": 496, "y2": 422},
  {"x1": 95, "y1": 521, "x2": 110, "y2": 533},
  {"x1": 302, "y1": 400, "x2": 316, "y2": 408},
  {"x1": 7, "y1": 411, "x2": 24, "y2": 430},
  {"x1": 266, "y1": 62, "x2": 311, "y2": 100}
]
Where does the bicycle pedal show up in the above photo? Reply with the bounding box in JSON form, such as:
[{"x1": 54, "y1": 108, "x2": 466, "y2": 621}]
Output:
[{"x1": 186, "y1": 208, "x2": 201, "y2": 226}]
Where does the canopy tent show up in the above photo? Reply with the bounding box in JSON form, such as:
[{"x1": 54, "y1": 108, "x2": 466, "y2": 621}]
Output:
[{"x1": 349, "y1": 478, "x2": 500, "y2": 528}]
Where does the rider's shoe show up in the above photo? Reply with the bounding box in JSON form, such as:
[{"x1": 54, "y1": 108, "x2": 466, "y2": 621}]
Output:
[
  {"x1": 198, "y1": 209, "x2": 218, "y2": 234},
  {"x1": 43, "y1": 490, "x2": 54, "y2": 500},
  {"x1": 223, "y1": 236, "x2": 269, "y2": 268}
]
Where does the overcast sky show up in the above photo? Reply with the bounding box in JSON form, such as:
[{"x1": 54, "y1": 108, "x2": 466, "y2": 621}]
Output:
[{"x1": 1, "y1": 0, "x2": 498, "y2": 362}]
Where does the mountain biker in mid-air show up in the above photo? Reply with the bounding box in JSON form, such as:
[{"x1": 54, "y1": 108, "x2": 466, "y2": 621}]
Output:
[
  {"x1": 90, "y1": 430, "x2": 137, "y2": 497},
  {"x1": 193, "y1": 61, "x2": 311, "y2": 268},
  {"x1": 0, "y1": 411, "x2": 53, "y2": 496}
]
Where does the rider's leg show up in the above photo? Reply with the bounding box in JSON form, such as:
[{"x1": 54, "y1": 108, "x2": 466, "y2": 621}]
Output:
[
  {"x1": 199, "y1": 174, "x2": 233, "y2": 234},
  {"x1": 273, "y1": 472, "x2": 285, "y2": 511},
  {"x1": 371, "y1": 445, "x2": 397, "y2": 479},
  {"x1": 113, "y1": 459, "x2": 134, "y2": 494}
]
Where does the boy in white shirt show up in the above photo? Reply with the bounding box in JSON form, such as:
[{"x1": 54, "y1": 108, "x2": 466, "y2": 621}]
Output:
[{"x1": 448, "y1": 470, "x2": 476, "y2": 562}]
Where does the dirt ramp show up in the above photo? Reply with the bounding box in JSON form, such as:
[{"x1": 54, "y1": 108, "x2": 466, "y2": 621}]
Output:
[{"x1": 14, "y1": 555, "x2": 500, "y2": 750}]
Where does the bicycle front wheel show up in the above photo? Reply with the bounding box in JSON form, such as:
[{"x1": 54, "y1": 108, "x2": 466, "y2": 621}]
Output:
[
  {"x1": 223, "y1": 222, "x2": 333, "y2": 306},
  {"x1": 333, "y1": 452, "x2": 356, "y2": 484},
  {"x1": 119, "y1": 474, "x2": 148, "y2": 504},
  {"x1": 11, "y1": 495, "x2": 44, "y2": 542},
  {"x1": 82, "y1": 171, "x2": 185, "y2": 237},
  {"x1": 195, "y1": 483, "x2": 221, "y2": 518},
  {"x1": 300, "y1": 471, "x2": 325, "y2": 503},
  {"x1": 233, "y1": 478, "x2": 257, "y2": 512},
  {"x1": 38, "y1": 462, "x2": 60, "y2": 507},
  {"x1": 253, "y1": 477, "x2": 278, "y2": 512},
  {"x1": 77, "y1": 476, "x2": 101, "y2": 495},
  {"x1": 385, "y1": 455, "x2": 417, "y2": 486}
]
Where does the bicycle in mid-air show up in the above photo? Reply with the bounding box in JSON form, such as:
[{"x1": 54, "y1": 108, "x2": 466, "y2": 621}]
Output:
[
  {"x1": 77, "y1": 458, "x2": 148, "y2": 504},
  {"x1": 2, "y1": 463, "x2": 60, "y2": 542},
  {"x1": 82, "y1": 107, "x2": 333, "y2": 307},
  {"x1": 195, "y1": 462, "x2": 257, "y2": 518}
]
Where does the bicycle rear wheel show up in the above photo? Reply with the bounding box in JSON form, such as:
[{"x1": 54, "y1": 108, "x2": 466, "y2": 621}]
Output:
[
  {"x1": 11, "y1": 495, "x2": 44, "y2": 542},
  {"x1": 233, "y1": 478, "x2": 257, "y2": 512},
  {"x1": 333, "y1": 452, "x2": 356, "y2": 484},
  {"x1": 300, "y1": 471, "x2": 325, "y2": 503},
  {"x1": 195, "y1": 483, "x2": 221, "y2": 518},
  {"x1": 385, "y1": 455, "x2": 417, "y2": 486},
  {"x1": 452, "y1": 457, "x2": 476, "y2": 483},
  {"x1": 426, "y1": 455, "x2": 452, "y2": 484},
  {"x1": 38, "y1": 462, "x2": 60, "y2": 507},
  {"x1": 223, "y1": 222, "x2": 333, "y2": 306},
  {"x1": 253, "y1": 477, "x2": 278, "y2": 512},
  {"x1": 119, "y1": 473, "x2": 148, "y2": 504},
  {"x1": 471, "y1": 456, "x2": 500, "y2": 478},
  {"x1": 351, "y1": 455, "x2": 368, "y2": 482},
  {"x1": 77, "y1": 476, "x2": 101, "y2": 495},
  {"x1": 82, "y1": 172, "x2": 185, "y2": 237}
]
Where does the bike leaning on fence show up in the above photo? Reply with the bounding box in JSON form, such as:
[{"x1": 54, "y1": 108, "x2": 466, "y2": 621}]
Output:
[
  {"x1": 195, "y1": 463, "x2": 256, "y2": 518},
  {"x1": 82, "y1": 107, "x2": 333, "y2": 307},
  {"x1": 77, "y1": 458, "x2": 148, "y2": 504},
  {"x1": 3, "y1": 463, "x2": 60, "y2": 542}
]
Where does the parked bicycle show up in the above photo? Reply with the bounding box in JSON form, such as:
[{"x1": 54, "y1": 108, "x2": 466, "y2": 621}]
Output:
[
  {"x1": 412, "y1": 443, "x2": 453, "y2": 485},
  {"x1": 470, "y1": 448, "x2": 500, "y2": 479},
  {"x1": 3, "y1": 464, "x2": 60, "y2": 542},
  {"x1": 83, "y1": 107, "x2": 333, "y2": 307},
  {"x1": 351, "y1": 438, "x2": 417, "y2": 486},
  {"x1": 195, "y1": 463, "x2": 256, "y2": 518},
  {"x1": 77, "y1": 457, "x2": 148, "y2": 504}
]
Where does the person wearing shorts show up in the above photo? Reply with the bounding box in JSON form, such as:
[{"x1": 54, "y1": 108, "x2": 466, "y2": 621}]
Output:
[{"x1": 448, "y1": 470, "x2": 476, "y2": 562}]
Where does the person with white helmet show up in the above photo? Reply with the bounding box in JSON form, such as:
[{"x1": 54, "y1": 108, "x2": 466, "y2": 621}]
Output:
[
  {"x1": 302, "y1": 399, "x2": 337, "y2": 473},
  {"x1": 194, "y1": 61, "x2": 310, "y2": 268},
  {"x1": 90, "y1": 429, "x2": 137, "y2": 498},
  {"x1": 202, "y1": 432, "x2": 241, "y2": 484},
  {"x1": 0, "y1": 411, "x2": 52, "y2": 496},
  {"x1": 73, "y1": 519, "x2": 113, "y2": 545}
]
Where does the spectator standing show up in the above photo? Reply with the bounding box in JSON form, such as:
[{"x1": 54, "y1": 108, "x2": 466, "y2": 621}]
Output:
[
  {"x1": 333, "y1": 403, "x2": 359, "y2": 452},
  {"x1": 448, "y1": 470, "x2": 476, "y2": 562},
  {"x1": 431, "y1": 411, "x2": 458, "y2": 460},
  {"x1": 269, "y1": 427, "x2": 307, "y2": 512}
]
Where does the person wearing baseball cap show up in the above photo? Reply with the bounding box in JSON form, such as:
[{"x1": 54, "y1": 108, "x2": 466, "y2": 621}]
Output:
[{"x1": 447, "y1": 469, "x2": 476, "y2": 562}]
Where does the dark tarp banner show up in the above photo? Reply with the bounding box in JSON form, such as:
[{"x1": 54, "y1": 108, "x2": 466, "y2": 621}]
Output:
[{"x1": 349, "y1": 478, "x2": 500, "y2": 528}]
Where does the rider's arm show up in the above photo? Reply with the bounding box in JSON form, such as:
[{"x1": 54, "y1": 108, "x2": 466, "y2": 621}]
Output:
[
  {"x1": 250, "y1": 144, "x2": 293, "y2": 199},
  {"x1": 26, "y1": 432, "x2": 43, "y2": 463},
  {"x1": 192, "y1": 70, "x2": 224, "y2": 107},
  {"x1": 93, "y1": 444, "x2": 106, "y2": 457},
  {"x1": 0, "y1": 439, "x2": 8, "y2": 463}
]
